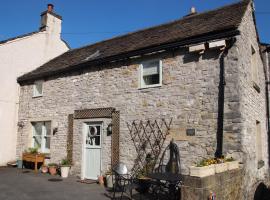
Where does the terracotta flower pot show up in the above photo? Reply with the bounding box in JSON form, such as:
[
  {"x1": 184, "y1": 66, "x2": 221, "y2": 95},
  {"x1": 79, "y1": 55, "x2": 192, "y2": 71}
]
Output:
[
  {"x1": 98, "y1": 176, "x2": 104, "y2": 185},
  {"x1": 49, "y1": 166, "x2": 57, "y2": 175},
  {"x1": 41, "y1": 165, "x2": 48, "y2": 173}
]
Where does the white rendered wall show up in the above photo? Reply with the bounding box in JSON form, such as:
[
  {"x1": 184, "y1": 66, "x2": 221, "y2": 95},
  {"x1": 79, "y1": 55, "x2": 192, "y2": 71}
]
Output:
[{"x1": 0, "y1": 25, "x2": 69, "y2": 165}]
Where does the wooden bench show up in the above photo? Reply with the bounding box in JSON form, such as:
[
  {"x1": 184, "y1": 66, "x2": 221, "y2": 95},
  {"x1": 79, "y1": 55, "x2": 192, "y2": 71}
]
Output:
[{"x1": 22, "y1": 153, "x2": 45, "y2": 172}]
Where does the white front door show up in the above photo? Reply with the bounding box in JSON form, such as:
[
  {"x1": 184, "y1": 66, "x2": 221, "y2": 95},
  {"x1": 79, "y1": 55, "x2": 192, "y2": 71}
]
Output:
[{"x1": 84, "y1": 123, "x2": 102, "y2": 180}]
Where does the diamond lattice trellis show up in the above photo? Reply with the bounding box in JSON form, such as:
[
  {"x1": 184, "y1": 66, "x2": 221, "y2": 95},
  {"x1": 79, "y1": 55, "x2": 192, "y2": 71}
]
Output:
[{"x1": 127, "y1": 118, "x2": 172, "y2": 175}]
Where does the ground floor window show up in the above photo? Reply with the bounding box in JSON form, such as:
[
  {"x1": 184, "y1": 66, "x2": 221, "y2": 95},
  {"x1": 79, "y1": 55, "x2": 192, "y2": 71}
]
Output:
[{"x1": 32, "y1": 121, "x2": 51, "y2": 153}]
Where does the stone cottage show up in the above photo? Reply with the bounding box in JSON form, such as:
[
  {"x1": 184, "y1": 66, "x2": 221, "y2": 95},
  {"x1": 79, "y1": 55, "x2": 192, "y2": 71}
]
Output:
[
  {"x1": 0, "y1": 4, "x2": 69, "y2": 166},
  {"x1": 16, "y1": 1, "x2": 269, "y2": 198}
]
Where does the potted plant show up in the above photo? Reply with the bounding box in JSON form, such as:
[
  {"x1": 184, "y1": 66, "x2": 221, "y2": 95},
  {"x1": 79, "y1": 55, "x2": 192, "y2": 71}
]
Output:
[
  {"x1": 225, "y1": 157, "x2": 239, "y2": 170},
  {"x1": 48, "y1": 163, "x2": 58, "y2": 175},
  {"x1": 27, "y1": 147, "x2": 39, "y2": 154},
  {"x1": 190, "y1": 158, "x2": 216, "y2": 177},
  {"x1": 41, "y1": 165, "x2": 48, "y2": 173},
  {"x1": 60, "y1": 158, "x2": 71, "y2": 178},
  {"x1": 136, "y1": 154, "x2": 154, "y2": 194}
]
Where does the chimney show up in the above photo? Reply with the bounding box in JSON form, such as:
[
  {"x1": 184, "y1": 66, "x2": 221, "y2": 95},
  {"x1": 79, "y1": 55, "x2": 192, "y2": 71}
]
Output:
[
  {"x1": 190, "y1": 6, "x2": 197, "y2": 14},
  {"x1": 184, "y1": 6, "x2": 197, "y2": 17},
  {"x1": 40, "y1": 4, "x2": 63, "y2": 35},
  {"x1": 47, "y1": 4, "x2": 54, "y2": 12}
]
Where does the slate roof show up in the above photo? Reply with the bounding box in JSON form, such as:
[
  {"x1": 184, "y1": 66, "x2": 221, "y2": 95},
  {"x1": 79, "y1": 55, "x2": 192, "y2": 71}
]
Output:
[{"x1": 18, "y1": 0, "x2": 250, "y2": 83}]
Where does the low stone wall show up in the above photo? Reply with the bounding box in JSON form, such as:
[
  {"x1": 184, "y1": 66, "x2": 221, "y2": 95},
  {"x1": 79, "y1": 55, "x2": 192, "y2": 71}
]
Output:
[{"x1": 181, "y1": 169, "x2": 243, "y2": 200}]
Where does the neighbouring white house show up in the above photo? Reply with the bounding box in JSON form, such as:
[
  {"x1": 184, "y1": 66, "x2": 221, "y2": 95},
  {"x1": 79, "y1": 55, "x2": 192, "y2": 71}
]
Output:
[{"x1": 0, "y1": 4, "x2": 69, "y2": 166}]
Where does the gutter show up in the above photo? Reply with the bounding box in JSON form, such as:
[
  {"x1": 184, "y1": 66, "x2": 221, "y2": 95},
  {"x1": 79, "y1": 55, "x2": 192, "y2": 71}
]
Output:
[
  {"x1": 17, "y1": 29, "x2": 240, "y2": 84},
  {"x1": 215, "y1": 38, "x2": 236, "y2": 158}
]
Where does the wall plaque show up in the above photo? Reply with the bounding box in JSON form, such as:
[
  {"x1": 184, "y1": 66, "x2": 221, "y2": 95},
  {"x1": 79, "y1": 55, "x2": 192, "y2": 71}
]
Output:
[{"x1": 186, "y1": 129, "x2": 196, "y2": 136}]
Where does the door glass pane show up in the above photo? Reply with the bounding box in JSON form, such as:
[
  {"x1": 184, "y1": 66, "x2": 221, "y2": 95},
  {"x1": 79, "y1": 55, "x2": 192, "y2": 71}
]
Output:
[
  {"x1": 86, "y1": 125, "x2": 101, "y2": 147},
  {"x1": 94, "y1": 126, "x2": 101, "y2": 146}
]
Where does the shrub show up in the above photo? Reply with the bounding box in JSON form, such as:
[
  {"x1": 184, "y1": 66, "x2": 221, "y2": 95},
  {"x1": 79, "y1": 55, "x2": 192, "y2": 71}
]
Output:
[{"x1": 61, "y1": 158, "x2": 71, "y2": 166}]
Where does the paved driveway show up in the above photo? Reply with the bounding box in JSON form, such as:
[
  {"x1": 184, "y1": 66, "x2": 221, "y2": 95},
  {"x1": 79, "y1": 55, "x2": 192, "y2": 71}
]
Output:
[{"x1": 0, "y1": 168, "x2": 109, "y2": 200}]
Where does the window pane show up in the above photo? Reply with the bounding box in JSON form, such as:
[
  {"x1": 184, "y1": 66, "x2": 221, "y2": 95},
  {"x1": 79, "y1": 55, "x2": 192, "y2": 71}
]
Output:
[
  {"x1": 45, "y1": 136, "x2": 51, "y2": 150},
  {"x1": 34, "y1": 81, "x2": 43, "y2": 96},
  {"x1": 45, "y1": 122, "x2": 51, "y2": 135},
  {"x1": 143, "y1": 61, "x2": 159, "y2": 76},
  {"x1": 34, "y1": 136, "x2": 42, "y2": 148},
  {"x1": 33, "y1": 122, "x2": 42, "y2": 136},
  {"x1": 143, "y1": 74, "x2": 160, "y2": 85}
]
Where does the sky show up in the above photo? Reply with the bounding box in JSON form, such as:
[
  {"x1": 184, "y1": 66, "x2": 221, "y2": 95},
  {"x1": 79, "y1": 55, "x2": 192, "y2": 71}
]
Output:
[{"x1": 0, "y1": 0, "x2": 269, "y2": 49}]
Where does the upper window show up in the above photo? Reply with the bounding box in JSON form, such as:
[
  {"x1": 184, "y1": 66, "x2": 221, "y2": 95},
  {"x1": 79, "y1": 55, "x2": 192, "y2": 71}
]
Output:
[
  {"x1": 251, "y1": 45, "x2": 259, "y2": 84},
  {"x1": 32, "y1": 121, "x2": 51, "y2": 153},
  {"x1": 33, "y1": 81, "x2": 43, "y2": 97},
  {"x1": 140, "y1": 60, "x2": 162, "y2": 88}
]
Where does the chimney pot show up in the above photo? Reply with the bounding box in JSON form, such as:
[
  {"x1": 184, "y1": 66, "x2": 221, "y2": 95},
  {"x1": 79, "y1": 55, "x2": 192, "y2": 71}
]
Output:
[
  {"x1": 47, "y1": 4, "x2": 54, "y2": 12},
  {"x1": 191, "y1": 6, "x2": 196, "y2": 14}
]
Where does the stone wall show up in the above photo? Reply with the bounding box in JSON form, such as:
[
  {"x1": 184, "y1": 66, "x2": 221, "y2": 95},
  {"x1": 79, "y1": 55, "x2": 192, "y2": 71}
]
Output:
[
  {"x1": 17, "y1": 47, "x2": 224, "y2": 176},
  {"x1": 232, "y1": 3, "x2": 269, "y2": 199},
  {"x1": 182, "y1": 169, "x2": 243, "y2": 200}
]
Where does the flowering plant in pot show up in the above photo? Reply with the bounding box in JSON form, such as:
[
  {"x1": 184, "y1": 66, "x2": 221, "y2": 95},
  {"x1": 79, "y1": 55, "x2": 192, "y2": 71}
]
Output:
[
  {"x1": 60, "y1": 158, "x2": 71, "y2": 178},
  {"x1": 48, "y1": 163, "x2": 58, "y2": 175},
  {"x1": 26, "y1": 147, "x2": 39, "y2": 154},
  {"x1": 136, "y1": 154, "x2": 154, "y2": 193},
  {"x1": 190, "y1": 158, "x2": 216, "y2": 177}
]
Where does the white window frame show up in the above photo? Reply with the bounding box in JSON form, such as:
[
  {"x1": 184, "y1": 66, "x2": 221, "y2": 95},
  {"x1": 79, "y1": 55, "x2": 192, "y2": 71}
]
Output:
[
  {"x1": 32, "y1": 121, "x2": 51, "y2": 153},
  {"x1": 139, "y1": 59, "x2": 162, "y2": 89},
  {"x1": 33, "y1": 80, "x2": 43, "y2": 97}
]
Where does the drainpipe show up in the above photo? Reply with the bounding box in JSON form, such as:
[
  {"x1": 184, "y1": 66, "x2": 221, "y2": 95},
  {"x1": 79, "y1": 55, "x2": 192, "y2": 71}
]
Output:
[
  {"x1": 265, "y1": 83, "x2": 270, "y2": 168},
  {"x1": 263, "y1": 49, "x2": 270, "y2": 167},
  {"x1": 215, "y1": 38, "x2": 236, "y2": 158}
]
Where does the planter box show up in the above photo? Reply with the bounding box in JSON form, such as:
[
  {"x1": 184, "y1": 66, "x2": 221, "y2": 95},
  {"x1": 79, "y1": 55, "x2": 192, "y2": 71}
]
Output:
[
  {"x1": 227, "y1": 161, "x2": 239, "y2": 170},
  {"x1": 190, "y1": 165, "x2": 215, "y2": 177},
  {"x1": 215, "y1": 163, "x2": 228, "y2": 173}
]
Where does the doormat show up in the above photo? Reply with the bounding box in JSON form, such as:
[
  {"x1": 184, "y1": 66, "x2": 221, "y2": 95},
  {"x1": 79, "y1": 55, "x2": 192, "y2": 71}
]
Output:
[
  {"x1": 48, "y1": 178, "x2": 63, "y2": 182},
  {"x1": 77, "y1": 179, "x2": 97, "y2": 184}
]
